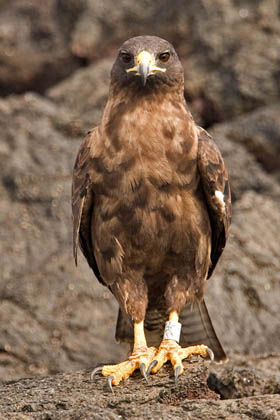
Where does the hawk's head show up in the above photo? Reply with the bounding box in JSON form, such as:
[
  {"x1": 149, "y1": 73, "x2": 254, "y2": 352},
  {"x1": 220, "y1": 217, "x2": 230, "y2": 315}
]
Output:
[{"x1": 111, "y1": 36, "x2": 184, "y2": 92}]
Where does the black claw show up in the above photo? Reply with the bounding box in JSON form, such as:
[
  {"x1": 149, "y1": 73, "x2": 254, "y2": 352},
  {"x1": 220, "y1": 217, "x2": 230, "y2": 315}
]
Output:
[
  {"x1": 140, "y1": 363, "x2": 148, "y2": 382},
  {"x1": 207, "y1": 347, "x2": 215, "y2": 362},
  {"x1": 90, "y1": 365, "x2": 104, "y2": 380},
  {"x1": 107, "y1": 375, "x2": 114, "y2": 393},
  {"x1": 147, "y1": 360, "x2": 158, "y2": 375},
  {"x1": 174, "y1": 366, "x2": 182, "y2": 383}
]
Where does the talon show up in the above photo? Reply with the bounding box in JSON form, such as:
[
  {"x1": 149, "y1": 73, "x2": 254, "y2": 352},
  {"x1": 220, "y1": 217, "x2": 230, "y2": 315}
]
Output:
[
  {"x1": 107, "y1": 375, "x2": 114, "y2": 392},
  {"x1": 174, "y1": 365, "x2": 182, "y2": 383},
  {"x1": 140, "y1": 363, "x2": 148, "y2": 382},
  {"x1": 207, "y1": 347, "x2": 214, "y2": 362},
  {"x1": 147, "y1": 360, "x2": 158, "y2": 375},
  {"x1": 90, "y1": 365, "x2": 104, "y2": 380}
]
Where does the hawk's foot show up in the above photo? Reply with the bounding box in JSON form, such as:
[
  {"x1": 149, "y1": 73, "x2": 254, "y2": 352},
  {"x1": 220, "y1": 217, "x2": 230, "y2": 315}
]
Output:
[
  {"x1": 148, "y1": 339, "x2": 214, "y2": 381},
  {"x1": 92, "y1": 346, "x2": 157, "y2": 390}
]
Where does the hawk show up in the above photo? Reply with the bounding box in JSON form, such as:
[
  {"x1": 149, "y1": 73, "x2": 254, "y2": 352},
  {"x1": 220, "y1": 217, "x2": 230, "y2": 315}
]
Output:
[{"x1": 72, "y1": 36, "x2": 231, "y2": 389}]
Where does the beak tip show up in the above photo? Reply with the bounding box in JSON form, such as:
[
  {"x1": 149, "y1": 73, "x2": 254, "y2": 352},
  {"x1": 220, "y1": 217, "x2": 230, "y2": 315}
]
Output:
[
  {"x1": 139, "y1": 63, "x2": 149, "y2": 87},
  {"x1": 141, "y1": 76, "x2": 147, "y2": 86}
]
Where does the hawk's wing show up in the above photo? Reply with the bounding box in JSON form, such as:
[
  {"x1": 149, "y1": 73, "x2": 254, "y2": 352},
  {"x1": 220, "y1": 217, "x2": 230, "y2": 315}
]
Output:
[
  {"x1": 197, "y1": 127, "x2": 231, "y2": 278},
  {"x1": 72, "y1": 129, "x2": 103, "y2": 284}
]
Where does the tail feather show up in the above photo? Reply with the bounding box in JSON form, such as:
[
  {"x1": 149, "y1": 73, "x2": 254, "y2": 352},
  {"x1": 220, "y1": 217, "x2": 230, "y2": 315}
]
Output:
[
  {"x1": 115, "y1": 299, "x2": 226, "y2": 361},
  {"x1": 180, "y1": 299, "x2": 226, "y2": 361}
]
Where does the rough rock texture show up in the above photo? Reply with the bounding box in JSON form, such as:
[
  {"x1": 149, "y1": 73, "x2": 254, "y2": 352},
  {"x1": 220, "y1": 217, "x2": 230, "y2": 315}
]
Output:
[
  {"x1": 211, "y1": 104, "x2": 280, "y2": 174},
  {"x1": 0, "y1": 0, "x2": 280, "y2": 417},
  {"x1": 1, "y1": 356, "x2": 280, "y2": 419},
  {"x1": 47, "y1": 59, "x2": 112, "y2": 134},
  {"x1": 0, "y1": 0, "x2": 83, "y2": 95}
]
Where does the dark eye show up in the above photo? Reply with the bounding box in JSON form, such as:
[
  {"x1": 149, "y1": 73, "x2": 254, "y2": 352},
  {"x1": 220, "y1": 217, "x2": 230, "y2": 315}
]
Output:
[
  {"x1": 120, "y1": 51, "x2": 132, "y2": 64},
  {"x1": 159, "y1": 52, "x2": 170, "y2": 63}
]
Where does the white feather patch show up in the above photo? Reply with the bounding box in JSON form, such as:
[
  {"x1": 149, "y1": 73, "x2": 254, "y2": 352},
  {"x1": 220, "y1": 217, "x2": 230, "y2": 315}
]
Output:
[{"x1": 215, "y1": 190, "x2": 225, "y2": 212}]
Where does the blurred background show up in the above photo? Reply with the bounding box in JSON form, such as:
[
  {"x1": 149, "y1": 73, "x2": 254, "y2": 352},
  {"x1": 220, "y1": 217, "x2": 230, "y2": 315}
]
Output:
[{"x1": 0, "y1": 0, "x2": 279, "y2": 382}]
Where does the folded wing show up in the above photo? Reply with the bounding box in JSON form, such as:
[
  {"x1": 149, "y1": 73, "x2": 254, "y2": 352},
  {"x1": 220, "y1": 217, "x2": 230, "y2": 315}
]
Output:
[
  {"x1": 72, "y1": 129, "x2": 103, "y2": 284},
  {"x1": 197, "y1": 127, "x2": 231, "y2": 278}
]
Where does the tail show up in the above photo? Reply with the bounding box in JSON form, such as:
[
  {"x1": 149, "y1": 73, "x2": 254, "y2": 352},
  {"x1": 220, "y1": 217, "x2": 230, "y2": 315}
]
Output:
[
  {"x1": 180, "y1": 299, "x2": 227, "y2": 361},
  {"x1": 115, "y1": 299, "x2": 226, "y2": 361}
]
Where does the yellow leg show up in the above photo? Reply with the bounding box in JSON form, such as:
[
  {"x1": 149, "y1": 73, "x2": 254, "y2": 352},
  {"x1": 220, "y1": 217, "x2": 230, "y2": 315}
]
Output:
[
  {"x1": 97, "y1": 321, "x2": 157, "y2": 388},
  {"x1": 149, "y1": 311, "x2": 214, "y2": 380},
  {"x1": 169, "y1": 310, "x2": 179, "y2": 322},
  {"x1": 133, "y1": 320, "x2": 147, "y2": 351}
]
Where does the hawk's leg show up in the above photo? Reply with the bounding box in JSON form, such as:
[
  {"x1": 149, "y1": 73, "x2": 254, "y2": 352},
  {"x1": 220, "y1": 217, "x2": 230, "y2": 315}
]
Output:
[
  {"x1": 148, "y1": 311, "x2": 214, "y2": 380},
  {"x1": 96, "y1": 320, "x2": 157, "y2": 388}
]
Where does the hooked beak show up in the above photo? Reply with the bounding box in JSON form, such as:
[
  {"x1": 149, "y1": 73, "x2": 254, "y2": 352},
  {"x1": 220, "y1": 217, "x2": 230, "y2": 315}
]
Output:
[{"x1": 126, "y1": 51, "x2": 166, "y2": 86}]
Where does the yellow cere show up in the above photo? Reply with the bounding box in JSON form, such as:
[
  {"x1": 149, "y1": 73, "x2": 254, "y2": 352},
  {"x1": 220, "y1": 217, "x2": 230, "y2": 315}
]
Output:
[{"x1": 136, "y1": 51, "x2": 154, "y2": 66}]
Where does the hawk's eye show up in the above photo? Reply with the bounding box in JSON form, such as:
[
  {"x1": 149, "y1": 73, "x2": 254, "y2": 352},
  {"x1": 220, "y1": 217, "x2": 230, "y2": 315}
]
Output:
[
  {"x1": 120, "y1": 52, "x2": 132, "y2": 64},
  {"x1": 159, "y1": 52, "x2": 170, "y2": 63}
]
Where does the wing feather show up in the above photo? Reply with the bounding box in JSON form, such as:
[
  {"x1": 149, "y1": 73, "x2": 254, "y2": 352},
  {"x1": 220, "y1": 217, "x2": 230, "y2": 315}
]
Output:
[
  {"x1": 197, "y1": 127, "x2": 231, "y2": 278},
  {"x1": 72, "y1": 129, "x2": 103, "y2": 283}
]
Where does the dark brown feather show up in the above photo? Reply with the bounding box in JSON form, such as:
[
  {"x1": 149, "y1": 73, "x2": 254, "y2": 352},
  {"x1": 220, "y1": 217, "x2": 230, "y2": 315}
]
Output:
[
  {"x1": 180, "y1": 299, "x2": 226, "y2": 361},
  {"x1": 197, "y1": 127, "x2": 231, "y2": 278},
  {"x1": 72, "y1": 130, "x2": 103, "y2": 284}
]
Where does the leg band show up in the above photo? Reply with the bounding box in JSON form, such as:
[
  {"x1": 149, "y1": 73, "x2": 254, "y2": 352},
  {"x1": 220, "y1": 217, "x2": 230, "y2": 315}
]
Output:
[{"x1": 163, "y1": 321, "x2": 182, "y2": 342}]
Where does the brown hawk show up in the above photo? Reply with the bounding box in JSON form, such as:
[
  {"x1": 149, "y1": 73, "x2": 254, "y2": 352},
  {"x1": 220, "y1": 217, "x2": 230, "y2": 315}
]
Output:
[{"x1": 72, "y1": 36, "x2": 231, "y2": 389}]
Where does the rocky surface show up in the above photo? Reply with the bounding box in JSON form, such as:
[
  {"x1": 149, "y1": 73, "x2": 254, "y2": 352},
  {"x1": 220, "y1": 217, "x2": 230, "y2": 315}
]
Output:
[
  {"x1": 47, "y1": 59, "x2": 112, "y2": 134},
  {"x1": 0, "y1": 0, "x2": 279, "y2": 418},
  {"x1": 1, "y1": 355, "x2": 280, "y2": 419},
  {"x1": 0, "y1": 0, "x2": 83, "y2": 95}
]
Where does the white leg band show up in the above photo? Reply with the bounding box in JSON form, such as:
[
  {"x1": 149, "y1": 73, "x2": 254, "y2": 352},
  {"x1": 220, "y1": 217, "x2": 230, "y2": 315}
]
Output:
[{"x1": 163, "y1": 321, "x2": 182, "y2": 342}]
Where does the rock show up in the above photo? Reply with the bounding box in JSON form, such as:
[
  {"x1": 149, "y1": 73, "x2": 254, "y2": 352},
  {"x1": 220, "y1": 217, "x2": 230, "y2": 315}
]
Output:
[
  {"x1": 47, "y1": 59, "x2": 112, "y2": 133},
  {"x1": 209, "y1": 354, "x2": 280, "y2": 399},
  {"x1": 211, "y1": 104, "x2": 280, "y2": 174},
  {"x1": 0, "y1": 0, "x2": 82, "y2": 95},
  {"x1": 180, "y1": 0, "x2": 280, "y2": 124},
  {"x1": 1, "y1": 355, "x2": 280, "y2": 419}
]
